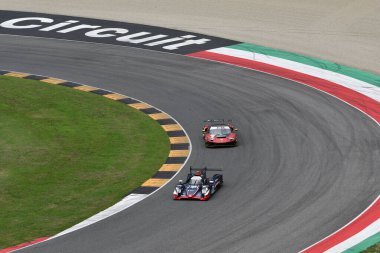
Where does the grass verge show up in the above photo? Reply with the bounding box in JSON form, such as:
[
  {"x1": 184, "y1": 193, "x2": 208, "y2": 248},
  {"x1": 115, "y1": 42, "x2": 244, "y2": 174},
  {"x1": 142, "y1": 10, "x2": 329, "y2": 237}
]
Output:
[
  {"x1": 0, "y1": 76, "x2": 169, "y2": 248},
  {"x1": 362, "y1": 243, "x2": 380, "y2": 253}
]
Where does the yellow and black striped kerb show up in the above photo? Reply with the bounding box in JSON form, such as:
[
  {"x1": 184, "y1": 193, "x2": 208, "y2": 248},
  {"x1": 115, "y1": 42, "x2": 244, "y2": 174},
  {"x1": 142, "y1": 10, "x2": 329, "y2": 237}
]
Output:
[
  {"x1": 118, "y1": 97, "x2": 190, "y2": 194},
  {"x1": 0, "y1": 70, "x2": 190, "y2": 195}
]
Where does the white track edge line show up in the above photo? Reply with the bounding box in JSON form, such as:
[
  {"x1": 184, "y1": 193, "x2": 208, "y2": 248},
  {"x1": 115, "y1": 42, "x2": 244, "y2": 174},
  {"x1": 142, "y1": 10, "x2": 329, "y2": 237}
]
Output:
[
  {"x1": 301, "y1": 197, "x2": 380, "y2": 252},
  {"x1": 325, "y1": 218, "x2": 380, "y2": 253}
]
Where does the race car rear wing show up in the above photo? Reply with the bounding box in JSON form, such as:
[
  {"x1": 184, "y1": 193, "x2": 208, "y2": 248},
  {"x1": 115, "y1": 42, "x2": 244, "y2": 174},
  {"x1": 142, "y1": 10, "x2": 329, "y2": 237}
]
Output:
[
  {"x1": 189, "y1": 166, "x2": 222, "y2": 172},
  {"x1": 203, "y1": 119, "x2": 233, "y2": 125},
  {"x1": 204, "y1": 119, "x2": 224, "y2": 123}
]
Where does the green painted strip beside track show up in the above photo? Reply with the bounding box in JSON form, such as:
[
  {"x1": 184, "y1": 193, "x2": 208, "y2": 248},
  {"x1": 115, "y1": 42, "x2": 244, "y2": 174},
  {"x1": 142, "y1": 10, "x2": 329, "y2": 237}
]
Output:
[
  {"x1": 343, "y1": 232, "x2": 380, "y2": 252},
  {"x1": 227, "y1": 43, "x2": 380, "y2": 88}
]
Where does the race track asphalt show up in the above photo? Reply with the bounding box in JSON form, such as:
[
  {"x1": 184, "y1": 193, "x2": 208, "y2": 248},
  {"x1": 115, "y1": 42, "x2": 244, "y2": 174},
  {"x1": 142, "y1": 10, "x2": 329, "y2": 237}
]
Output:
[{"x1": 1, "y1": 35, "x2": 379, "y2": 253}]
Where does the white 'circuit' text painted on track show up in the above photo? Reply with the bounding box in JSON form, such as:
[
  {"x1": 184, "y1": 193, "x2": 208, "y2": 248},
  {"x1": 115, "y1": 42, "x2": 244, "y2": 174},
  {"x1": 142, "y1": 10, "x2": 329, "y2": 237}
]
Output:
[{"x1": 0, "y1": 17, "x2": 211, "y2": 51}]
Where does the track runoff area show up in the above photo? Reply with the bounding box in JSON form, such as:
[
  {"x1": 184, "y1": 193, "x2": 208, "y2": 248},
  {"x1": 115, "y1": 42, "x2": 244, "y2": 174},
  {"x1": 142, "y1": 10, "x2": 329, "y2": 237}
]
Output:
[{"x1": 1, "y1": 10, "x2": 380, "y2": 253}]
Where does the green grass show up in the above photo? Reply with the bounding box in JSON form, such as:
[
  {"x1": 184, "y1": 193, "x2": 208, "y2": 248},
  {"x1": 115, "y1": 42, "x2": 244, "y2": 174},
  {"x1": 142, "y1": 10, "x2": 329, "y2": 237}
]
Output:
[
  {"x1": 0, "y1": 76, "x2": 169, "y2": 248},
  {"x1": 362, "y1": 243, "x2": 380, "y2": 253}
]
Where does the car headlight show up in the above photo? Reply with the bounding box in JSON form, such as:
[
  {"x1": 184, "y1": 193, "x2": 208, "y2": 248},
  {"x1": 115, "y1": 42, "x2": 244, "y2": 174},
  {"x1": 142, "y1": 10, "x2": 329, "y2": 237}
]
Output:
[{"x1": 229, "y1": 137, "x2": 235, "y2": 140}]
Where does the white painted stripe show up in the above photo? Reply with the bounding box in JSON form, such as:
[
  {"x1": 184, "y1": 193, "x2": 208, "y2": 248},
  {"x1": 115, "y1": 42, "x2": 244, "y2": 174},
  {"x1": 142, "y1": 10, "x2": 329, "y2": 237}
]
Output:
[
  {"x1": 208, "y1": 47, "x2": 380, "y2": 102},
  {"x1": 325, "y1": 218, "x2": 380, "y2": 253},
  {"x1": 52, "y1": 193, "x2": 148, "y2": 238}
]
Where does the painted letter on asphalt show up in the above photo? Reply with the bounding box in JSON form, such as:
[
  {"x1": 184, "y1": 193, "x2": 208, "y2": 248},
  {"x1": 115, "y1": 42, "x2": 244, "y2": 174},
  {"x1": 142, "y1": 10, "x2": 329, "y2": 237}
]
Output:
[
  {"x1": 163, "y1": 38, "x2": 211, "y2": 50},
  {"x1": 85, "y1": 28, "x2": 129, "y2": 38},
  {"x1": 0, "y1": 17, "x2": 53, "y2": 29},
  {"x1": 40, "y1": 20, "x2": 80, "y2": 31},
  {"x1": 116, "y1": 32, "x2": 167, "y2": 44}
]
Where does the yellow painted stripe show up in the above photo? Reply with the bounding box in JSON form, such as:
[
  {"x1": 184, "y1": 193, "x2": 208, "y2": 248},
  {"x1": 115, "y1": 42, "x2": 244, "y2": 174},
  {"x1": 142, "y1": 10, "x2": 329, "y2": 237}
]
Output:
[
  {"x1": 128, "y1": 103, "x2": 151, "y2": 110},
  {"x1": 170, "y1": 136, "x2": 189, "y2": 144},
  {"x1": 159, "y1": 164, "x2": 183, "y2": 172},
  {"x1": 149, "y1": 113, "x2": 170, "y2": 120},
  {"x1": 142, "y1": 178, "x2": 169, "y2": 187},
  {"x1": 40, "y1": 78, "x2": 66, "y2": 85},
  {"x1": 161, "y1": 124, "x2": 182, "y2": 132},
  {"x1": 169, "y1": 150, "x2": 190, "y2": 157},
  {"x1": 74, "y1": 85, "x2": 98, "y2": 92},
  {"x1": 103, "y1": 93, "x2": 128, "y2": 100},
  {"x1": 4, "y1": 72, "x2": 30, "y2": 78}
]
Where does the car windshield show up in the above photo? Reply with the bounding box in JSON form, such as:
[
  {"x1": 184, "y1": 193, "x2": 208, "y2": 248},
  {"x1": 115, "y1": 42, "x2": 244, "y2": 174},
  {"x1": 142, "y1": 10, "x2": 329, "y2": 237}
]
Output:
[
  {"x1": 188, "y1": 176, "x2": 203, "y2": 185},
  {"x1": 209, "y1": 126, "x2": 231, "y2": 135}
]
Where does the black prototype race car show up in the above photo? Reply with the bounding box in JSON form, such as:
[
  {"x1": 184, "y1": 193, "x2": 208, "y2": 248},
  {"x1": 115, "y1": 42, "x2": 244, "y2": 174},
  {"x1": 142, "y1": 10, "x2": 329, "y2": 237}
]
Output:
[{"x1": 172, "y1": 167, "x2": 223, "y2": 201}]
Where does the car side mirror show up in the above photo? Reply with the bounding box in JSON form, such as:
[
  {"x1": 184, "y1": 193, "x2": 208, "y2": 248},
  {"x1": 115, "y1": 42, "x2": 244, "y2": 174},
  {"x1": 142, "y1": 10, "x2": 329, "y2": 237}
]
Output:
[
  {"x1": 179, "y1": 180, "x2": 183, "y2": 184},
  {"x1": 234, "y1": 128, "x2": 238, "y2": 132}
]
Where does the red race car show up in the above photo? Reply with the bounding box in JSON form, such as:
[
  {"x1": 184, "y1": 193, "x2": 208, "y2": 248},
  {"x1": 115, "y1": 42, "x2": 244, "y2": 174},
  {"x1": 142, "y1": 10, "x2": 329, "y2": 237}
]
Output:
[{"x1": 202, "y1": 119, "x2": 238, "y2": 147}]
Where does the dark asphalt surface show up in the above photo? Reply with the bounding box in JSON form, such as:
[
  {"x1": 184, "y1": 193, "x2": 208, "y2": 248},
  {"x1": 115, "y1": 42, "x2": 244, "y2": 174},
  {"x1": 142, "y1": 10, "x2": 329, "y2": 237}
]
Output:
[{"x1": 1, "y1": 35, "x2": 379, "y2": 253}]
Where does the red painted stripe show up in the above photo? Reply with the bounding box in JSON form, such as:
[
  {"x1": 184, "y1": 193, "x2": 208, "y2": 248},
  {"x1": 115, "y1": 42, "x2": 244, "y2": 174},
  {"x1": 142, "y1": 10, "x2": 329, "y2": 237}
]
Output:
[
  {"x1": 186, "y1": 51, "x2": 380, "y2": 252},
  {"x1": 187, "y1": 51, "x2": 380, "y2": 124},
  {"x1": 0, "y1": 237, "x2": 49, "y2": 253}
]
